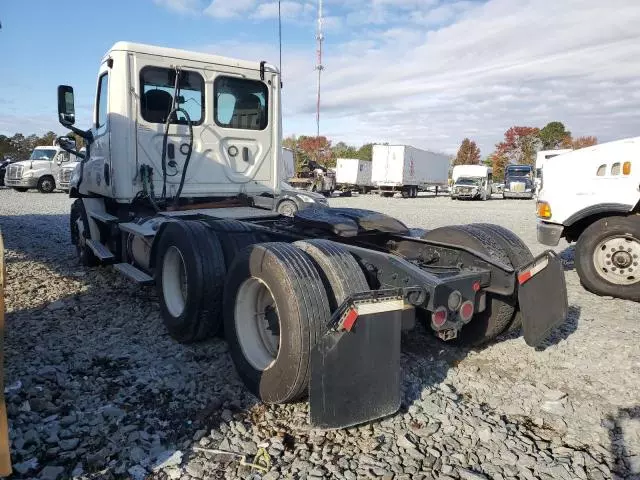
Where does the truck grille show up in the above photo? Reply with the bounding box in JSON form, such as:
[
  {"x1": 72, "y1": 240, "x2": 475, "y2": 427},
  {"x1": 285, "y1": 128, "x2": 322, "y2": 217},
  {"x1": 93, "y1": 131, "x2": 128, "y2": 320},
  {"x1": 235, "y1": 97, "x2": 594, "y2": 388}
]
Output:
[
  {"x1": 510, "y1": 181, "x2": 525, "y2": 193},
  {"x1": 60, "y1": 168, "x2": 73, "y2": 183},
  {"x1": 7, "y1": 164, "x2": 23, "y2": 180}
]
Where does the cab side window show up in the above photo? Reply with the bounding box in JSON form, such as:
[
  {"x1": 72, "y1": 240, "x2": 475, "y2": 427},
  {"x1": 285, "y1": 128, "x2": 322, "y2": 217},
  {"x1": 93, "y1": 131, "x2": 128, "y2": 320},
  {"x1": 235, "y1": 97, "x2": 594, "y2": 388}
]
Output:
[{"x1": 96, "y1": 73, "x2": 109, "y2": 128}]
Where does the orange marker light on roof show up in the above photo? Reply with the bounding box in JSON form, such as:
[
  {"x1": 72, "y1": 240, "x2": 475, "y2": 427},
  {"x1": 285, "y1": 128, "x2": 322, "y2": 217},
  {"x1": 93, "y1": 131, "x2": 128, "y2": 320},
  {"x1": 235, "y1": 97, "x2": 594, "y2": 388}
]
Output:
[{"x1": 623, "y1": 161, "x2": 631, "y2": 175}]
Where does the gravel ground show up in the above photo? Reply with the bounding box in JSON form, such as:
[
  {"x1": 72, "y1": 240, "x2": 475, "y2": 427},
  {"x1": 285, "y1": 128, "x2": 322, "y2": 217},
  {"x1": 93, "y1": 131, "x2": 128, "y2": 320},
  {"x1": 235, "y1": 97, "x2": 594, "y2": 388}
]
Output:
[{"x1": 0, "y1": 188, "x2": 638, "y2": 480}]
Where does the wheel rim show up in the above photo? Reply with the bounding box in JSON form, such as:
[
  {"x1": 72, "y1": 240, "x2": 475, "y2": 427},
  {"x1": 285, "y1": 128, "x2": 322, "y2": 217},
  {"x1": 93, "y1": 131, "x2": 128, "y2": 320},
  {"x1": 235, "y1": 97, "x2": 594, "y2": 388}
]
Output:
[
  {"x1": 42, "y1": 179, "x2": 53, "y2": 191},
  {"x1": 279, "y1": 202, "x2": 295, "y2": 217},
  {"x1": 235, "y1": 277, "x2": 280, "y2": 371},
  {"x1": 592, "y1": 235, "x2": 640, "y2": 285},
  {"x1": 162, "y1": 246, "x2": 188, "y2": 317}
]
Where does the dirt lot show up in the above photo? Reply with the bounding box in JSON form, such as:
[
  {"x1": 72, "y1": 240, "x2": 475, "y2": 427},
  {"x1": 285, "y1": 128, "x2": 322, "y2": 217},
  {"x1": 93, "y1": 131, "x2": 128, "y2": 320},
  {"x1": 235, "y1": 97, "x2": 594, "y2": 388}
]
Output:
[{"x1": 1, "y1": 188, "x2": 638, "y2": 480}]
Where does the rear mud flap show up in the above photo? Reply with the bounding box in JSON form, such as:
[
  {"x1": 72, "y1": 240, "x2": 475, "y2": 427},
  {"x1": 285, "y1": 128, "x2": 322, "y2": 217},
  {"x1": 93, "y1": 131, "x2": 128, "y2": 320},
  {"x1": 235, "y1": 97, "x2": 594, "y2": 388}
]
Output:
[
  {"x1": 309, "y1": 290, "x2": 406, "y2": 429},
  {"x1": 517, "y1": 250, "x2": 568, "y2": 347}
]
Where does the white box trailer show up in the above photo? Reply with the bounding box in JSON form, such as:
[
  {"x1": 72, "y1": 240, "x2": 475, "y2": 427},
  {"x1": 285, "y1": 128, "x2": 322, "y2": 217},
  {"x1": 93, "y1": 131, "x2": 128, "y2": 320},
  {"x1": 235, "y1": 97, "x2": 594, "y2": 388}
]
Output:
[
  {"x1": 371, "y1": 144, "x2": 450, "y2": 198},
  {"x1": 335, "y1": 158, "x2": 373, "y2": 195}
]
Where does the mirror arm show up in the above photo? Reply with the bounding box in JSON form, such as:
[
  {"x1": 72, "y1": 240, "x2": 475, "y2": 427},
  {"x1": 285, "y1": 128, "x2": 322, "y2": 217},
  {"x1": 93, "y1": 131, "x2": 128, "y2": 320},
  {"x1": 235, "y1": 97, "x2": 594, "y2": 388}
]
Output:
[
  {"x1": 57, "y1": 141, "x2": 85, "y2": 160},
  {"x1": 64, "y1": 125, "x2": 93, "y2": 143}
]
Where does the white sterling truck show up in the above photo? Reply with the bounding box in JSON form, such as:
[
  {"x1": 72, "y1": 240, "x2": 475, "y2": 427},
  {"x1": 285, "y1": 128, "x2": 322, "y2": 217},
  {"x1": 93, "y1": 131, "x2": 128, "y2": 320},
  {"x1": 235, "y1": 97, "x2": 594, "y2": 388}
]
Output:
[
  {"x1": 4, "y1": 143, "x2": 77, "y2": 193},
  {"x1": 537, "y1": 137, "x2": 640, "y2": 301},
  {"x1": 451, "y1": 165, "x2": 493, "y2": 201},
  {"x1": 335, "y1": 157, "x2": 373, "y2": 195},
  {"x1": 371, "y1": 144, "x2": 449, "y2": 198},
  {"x1": 55, "y1": 41, "x2": 568, "y2": 428}
]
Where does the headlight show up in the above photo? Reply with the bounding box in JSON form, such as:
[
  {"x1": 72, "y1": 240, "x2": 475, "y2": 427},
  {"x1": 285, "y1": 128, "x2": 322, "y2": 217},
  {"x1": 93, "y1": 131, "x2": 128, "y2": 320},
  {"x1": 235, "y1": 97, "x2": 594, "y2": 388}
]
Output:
[
  {"x1": 22, "y1": 171, "x2": 34, "y2": 178},
  {"x1": 525, "y1": 188, "x2": 532, "y2": 192},
  {"x1": 298, "y1": 194, "x2": 316, "y2": 203},
  {"x1": 537, "y1": 201, "x2": 552, "y2": 219}
]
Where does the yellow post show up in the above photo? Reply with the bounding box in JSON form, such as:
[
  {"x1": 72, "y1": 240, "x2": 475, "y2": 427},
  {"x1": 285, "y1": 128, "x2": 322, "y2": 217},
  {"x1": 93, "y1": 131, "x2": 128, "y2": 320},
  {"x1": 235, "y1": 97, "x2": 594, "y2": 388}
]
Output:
[{"x1": 0, "y1": 233, "x2": 12, "y2": 476}]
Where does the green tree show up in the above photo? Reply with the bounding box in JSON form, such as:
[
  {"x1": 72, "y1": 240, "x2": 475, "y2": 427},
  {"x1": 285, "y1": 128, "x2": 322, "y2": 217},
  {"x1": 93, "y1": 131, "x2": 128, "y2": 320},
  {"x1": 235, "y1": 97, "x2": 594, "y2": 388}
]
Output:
[
  {"x1": 332, "y1": 141, "x2": 358, "y2": 160},
  {"x1": 538, "y1": 121, "x2": 571, "y2": 150},
  {"x1": 453, "y1": 138, "x2": 481, "y2": 166},
  {"x1": 355, "y1": 143, "x2": 373, "y2": 161}
]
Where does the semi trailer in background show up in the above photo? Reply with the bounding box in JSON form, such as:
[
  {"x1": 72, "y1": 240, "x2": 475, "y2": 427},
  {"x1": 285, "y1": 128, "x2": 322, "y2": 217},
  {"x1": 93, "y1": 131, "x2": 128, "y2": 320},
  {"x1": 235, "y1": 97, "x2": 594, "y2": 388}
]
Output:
[
  {"x1": 335, "y1": 158, "x2": 373, "y2": 195},
  {"x1": 371, "y1": 144, "x2": 450, "y2": 198}
]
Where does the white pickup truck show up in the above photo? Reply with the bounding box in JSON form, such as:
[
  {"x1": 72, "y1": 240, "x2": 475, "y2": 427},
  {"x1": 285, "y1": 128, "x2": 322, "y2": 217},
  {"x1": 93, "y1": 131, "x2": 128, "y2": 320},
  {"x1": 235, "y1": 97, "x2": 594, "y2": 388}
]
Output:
[{"x1": 537, "y1": 137, "x2": 640, "y2": 301}]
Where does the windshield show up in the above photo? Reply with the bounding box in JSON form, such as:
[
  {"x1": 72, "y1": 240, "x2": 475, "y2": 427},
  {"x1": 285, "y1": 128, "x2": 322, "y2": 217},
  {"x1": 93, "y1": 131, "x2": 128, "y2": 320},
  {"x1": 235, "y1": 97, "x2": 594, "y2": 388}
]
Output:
[
  {"x1": 456, "y1": 177, "x2": 482, "y2": 186},
  {"x1": 506, "y1": 167, "x2": 531, "y2": 178},
  {"x1": 29, "y1": 149, "x2": 57, "y2": 160}
]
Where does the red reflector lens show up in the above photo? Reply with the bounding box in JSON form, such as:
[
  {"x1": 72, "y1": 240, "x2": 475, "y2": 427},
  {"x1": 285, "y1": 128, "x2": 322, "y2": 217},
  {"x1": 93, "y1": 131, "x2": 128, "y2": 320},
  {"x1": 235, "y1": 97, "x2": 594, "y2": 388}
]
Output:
[
  {"x1": 472, "y1": 281, "x2": 481, "y2": 292},
  {"x1": 460, "y1": 301, "x2": 474, "y2": 322},
  {"x1": 431, "y1": 307, "x2": 447, "y2": 327},
  {"x1": 342, "y1": 308, "x2": 359, "y2": 331},
  {"x1": 518, "y1": 271, "x2": 532, "y2": 285}
]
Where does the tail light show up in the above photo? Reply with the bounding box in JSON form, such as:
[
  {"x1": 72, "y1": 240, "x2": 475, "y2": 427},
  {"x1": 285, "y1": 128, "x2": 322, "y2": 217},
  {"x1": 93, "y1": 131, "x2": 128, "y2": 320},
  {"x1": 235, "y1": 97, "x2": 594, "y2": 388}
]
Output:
[
  {"x1": 431, "y1": 307, "x2": 448, "y2": 327},
  {"x1": 459, "y1": 301, "x2": 474, "y2": 322}
]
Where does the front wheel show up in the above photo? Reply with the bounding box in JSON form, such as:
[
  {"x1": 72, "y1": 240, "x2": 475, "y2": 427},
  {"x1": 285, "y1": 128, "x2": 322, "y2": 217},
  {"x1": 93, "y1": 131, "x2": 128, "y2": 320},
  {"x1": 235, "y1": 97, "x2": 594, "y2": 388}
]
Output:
[
  {"x1": 575, "y1": 216, "x2": 640, "y2": 301},
  {"x1": 70, "y1": 199, "x2": 99, "y2": 267},
  {"x1": 37, "y1": 176, "x2": 55, "y2": 193},
  {"x1": 277, "y1": 199, "x2": 298, "y2": 217}
]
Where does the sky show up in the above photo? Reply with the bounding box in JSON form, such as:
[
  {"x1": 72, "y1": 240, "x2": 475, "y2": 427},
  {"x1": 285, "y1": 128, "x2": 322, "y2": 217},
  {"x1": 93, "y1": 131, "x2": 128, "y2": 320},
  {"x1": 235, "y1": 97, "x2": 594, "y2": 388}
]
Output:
[{"x1": 1, "y1": 0, "x2": 640, "y2": 155}]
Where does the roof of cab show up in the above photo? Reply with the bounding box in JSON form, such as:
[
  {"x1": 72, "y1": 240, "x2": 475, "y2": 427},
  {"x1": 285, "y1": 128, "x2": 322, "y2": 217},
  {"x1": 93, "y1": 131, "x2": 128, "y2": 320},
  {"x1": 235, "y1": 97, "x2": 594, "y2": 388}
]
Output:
[{"x1": 104, "y1": 41, "x2": 279, "y2": 73}]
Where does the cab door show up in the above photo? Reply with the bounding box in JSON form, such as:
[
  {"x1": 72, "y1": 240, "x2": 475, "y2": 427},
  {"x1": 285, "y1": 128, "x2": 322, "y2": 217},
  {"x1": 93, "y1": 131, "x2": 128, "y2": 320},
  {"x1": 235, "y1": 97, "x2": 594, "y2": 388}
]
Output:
[{"x1": 83, "y1": 66, "x2": 112, "y2": 196}]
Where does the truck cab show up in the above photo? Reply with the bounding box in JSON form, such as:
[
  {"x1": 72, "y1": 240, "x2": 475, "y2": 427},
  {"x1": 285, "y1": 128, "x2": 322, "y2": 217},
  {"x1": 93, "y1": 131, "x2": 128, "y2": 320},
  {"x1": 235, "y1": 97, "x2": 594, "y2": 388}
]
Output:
[
  {"x1": 451, "y1": 165, "x2": 493, "y2": 200},
  {"x1": 503, "y1": 164, "x2": 534, "y2": 199},
  {"x1": 535, "y1": 149, "x2": 572, "y2": 193},
  {"x1": 4, "y1": 145, "x2": 76, "y2": 193},
  {"x1": 537, "y1": 137, "x2": 640, "y2": 301}
]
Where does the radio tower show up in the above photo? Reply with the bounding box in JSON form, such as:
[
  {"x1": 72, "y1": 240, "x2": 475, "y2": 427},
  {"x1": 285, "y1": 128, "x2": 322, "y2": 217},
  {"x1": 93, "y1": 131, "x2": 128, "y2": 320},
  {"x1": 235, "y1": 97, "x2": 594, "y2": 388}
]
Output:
[{"x1": 315, "y1": 0, "x2": 324, "y2": 138}]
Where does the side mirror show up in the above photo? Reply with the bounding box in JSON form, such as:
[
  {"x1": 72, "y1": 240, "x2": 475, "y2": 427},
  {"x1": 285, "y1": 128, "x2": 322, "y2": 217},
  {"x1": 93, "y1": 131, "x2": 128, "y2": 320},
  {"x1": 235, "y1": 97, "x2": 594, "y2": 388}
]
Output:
[{"x1": 57, "y1": 85, "x2": 76, "y2": 126}]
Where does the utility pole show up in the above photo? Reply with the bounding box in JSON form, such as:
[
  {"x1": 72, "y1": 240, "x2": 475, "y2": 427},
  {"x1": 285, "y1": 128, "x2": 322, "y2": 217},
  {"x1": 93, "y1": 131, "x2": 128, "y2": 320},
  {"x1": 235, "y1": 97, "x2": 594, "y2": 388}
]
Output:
[{"x1": 315, "y1": 0, "x2": 324, "y2": 139}]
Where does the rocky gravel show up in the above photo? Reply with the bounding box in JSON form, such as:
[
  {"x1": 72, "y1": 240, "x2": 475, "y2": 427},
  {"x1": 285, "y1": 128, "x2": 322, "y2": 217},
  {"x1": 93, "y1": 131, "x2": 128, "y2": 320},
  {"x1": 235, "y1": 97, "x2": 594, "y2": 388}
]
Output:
[{"x1": 0, "y1": 188, "x2": 638, "y2": 480}]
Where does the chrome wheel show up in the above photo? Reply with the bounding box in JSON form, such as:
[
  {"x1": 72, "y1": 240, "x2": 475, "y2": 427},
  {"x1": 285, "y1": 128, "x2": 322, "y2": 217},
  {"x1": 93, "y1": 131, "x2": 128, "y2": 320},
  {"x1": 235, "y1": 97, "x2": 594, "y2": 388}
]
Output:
[
  {"x1": 162, "y1": 246, "x2": 188, "y2": 317},
  {"x1": 235, "y1": 277, "x2": 280, "y2": 371},
  {"x1": 592, "y1": 235, "x2": 640, "y2": 285}
]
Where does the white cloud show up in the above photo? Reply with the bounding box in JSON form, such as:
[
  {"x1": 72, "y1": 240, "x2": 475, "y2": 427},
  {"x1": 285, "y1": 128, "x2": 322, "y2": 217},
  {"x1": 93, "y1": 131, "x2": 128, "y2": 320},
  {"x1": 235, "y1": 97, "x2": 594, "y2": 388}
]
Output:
[
  {"x1": 253, "y1": 1, "x2": 314, "y2": 20},
  {"x1": 153, "y1": 0, "x2": 202, "y2": 14},
  {"x1": 204, "y1": 0, "x2": 256, "y2": 18}
]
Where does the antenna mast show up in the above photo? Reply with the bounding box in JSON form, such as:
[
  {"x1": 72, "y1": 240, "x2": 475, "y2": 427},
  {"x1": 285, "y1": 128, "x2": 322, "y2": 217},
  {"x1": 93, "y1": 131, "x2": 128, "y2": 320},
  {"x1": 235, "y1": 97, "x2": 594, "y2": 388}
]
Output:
[{"x1": 315, "y1": 0, "x2": 324, "y2": 138}]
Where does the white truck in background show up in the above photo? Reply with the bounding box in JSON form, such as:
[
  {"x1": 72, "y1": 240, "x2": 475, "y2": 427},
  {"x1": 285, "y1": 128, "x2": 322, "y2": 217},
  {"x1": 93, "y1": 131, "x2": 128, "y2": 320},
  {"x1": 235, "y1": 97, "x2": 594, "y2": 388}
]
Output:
[
  {"x1": 335, "y1": 158, "x2": 373, "y2": 196},
  {"x1": 537, "y1": 136, "x2": 640, "y2": 301},
  {"x1": 4, "y1": 143, "x2": 78, "y2": 193},
  {"x1": 57, "y1": 147, "x2": 86, "y2": 192},
  {"x1": 451, "y1": 165, "x2": 493, "y2": 201},
  {"x1": 535, "y1": 149, "x2": 572, "y2": 193},
  {"x1": 371, "y1": 144, "x2": 450, "y2": 198}
]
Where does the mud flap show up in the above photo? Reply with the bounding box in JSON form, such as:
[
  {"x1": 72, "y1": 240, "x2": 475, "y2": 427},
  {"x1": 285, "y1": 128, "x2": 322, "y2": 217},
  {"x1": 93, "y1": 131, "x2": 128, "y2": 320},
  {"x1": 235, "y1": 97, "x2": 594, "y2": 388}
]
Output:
[
  {"x1": 309, "y1": 290, "x2": 405, "y2": 429},
  {"x1": 517, "y1": 250, "x2": 568, "y2": 347}
]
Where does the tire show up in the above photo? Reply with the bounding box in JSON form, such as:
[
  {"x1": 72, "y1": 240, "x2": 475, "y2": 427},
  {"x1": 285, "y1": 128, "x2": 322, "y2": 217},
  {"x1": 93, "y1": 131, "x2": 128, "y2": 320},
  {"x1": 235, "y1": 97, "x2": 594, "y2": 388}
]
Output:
[
  {"x1": 422, "y1": 225, "x2": 517, "y2": 346},
  {"x1": 411, "y1": 186, "x2": 418, "y2": 198},
  {"x1": 223, "y1": 242, "x2": 331, "y2": 403},
  {"x1": 201, "y1": 219, "x2": 259, "y2": 269},
  {"x1": 472, "y1": 224, "x2": 534, "y2": 332},
  {"x1": 277, "y1": 199, "x2": 298, "y2": 217},
  {"x1": 37, "y1": 176, "x2": 55, "y2": 193},
  {"x1": 294, "y1": 239, "x2": 369, "y2": 310},
  {"x1": 381, "y1": 192, "x2": 394, "y2": 198},
  {"x1": 575, "y1": 216, "x2": 640, "y2": 301},
  {"x1": 12, "y1": 187, "x2": 28, "y2": 192},
  {"x1": 155, "y1": 220, "x2": 226, "y2": 343},
  {"x1": 401, "y1": 189, "x2": 410, "y2": 199},
  {"x1": 70, "y1": 199, "x2": 99, "y2": 267}
]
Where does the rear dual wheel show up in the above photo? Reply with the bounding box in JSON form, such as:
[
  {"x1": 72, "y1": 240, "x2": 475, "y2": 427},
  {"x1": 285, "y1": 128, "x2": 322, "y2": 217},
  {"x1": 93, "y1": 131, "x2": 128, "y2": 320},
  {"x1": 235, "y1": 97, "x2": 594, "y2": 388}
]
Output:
[
  {"x1": 422, "y1": 223, "x2": 533, "y2": 346},
  {"x1": 223, "y1": 240, "x2": 368, "y2": 403}
]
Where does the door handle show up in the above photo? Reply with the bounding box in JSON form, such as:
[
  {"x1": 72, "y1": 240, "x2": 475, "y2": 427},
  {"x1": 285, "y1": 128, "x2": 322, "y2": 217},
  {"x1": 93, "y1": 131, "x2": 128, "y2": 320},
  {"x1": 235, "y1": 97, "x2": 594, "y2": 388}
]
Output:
[{"x1": 242, "y1": 147, "x2": 250, "y2": 163}]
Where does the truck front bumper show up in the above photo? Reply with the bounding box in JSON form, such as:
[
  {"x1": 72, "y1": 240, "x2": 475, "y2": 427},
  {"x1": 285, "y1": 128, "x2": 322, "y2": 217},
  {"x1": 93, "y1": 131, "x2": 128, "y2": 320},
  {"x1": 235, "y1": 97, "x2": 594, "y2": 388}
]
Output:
[
  {"x1": 537, "y1": 221, "x2": 563, "y2": 246},
  {"x1": 503, "y1": 191, "x2": 533, "y2": 199},
  {"x1": 4, "y1": 178, "x2": 37, "y2": 188},
  {"x1": 58, "y1": 182, "x2": 70, "y2": 191}
]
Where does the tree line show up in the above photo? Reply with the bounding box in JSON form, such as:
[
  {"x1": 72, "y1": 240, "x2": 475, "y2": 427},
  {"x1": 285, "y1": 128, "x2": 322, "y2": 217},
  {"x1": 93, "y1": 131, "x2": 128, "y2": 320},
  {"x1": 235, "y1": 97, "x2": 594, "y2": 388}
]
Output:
[
  {"x1": 283, "y1": 135, "x2": 374, "y2": 172},
  {"x1": 453, "y1": 121, "x2": 598, "y2": 180},
  {"x1": 0, "y1": 131, "x2": 84, "y2": 161}
]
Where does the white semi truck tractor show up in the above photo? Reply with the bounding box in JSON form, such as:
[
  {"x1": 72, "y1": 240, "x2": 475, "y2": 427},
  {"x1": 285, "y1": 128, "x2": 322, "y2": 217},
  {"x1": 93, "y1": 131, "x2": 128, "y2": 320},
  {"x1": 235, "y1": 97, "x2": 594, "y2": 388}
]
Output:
[
  {"x1": 56, "y1": 42, "x2": 568, "y2": 428},
  {"x1": 537, "y1": 137, "x2": 640, "y2": 301}
]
